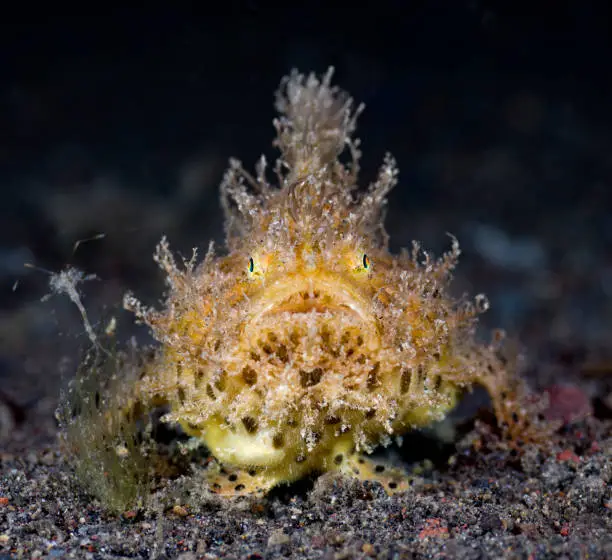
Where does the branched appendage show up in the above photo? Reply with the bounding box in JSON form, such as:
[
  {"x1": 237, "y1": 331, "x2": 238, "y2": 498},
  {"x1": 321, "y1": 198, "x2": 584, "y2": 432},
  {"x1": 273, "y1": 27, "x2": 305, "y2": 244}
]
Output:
[
  {"x1": 460, "y1": 332, "x2": 558, "y2": 450},
  {"x1": 273, "y1": 67, "x2": 364, "y2": 179},
  {"x1": 57, "y1": 343, "x2": 159, "y2": 514}
]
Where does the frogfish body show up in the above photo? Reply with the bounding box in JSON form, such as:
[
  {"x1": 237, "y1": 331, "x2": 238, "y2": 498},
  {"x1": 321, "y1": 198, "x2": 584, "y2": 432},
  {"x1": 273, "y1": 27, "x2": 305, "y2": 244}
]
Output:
[{"x1": 122, "y1": 68, "x2": 536, "y2": 496}]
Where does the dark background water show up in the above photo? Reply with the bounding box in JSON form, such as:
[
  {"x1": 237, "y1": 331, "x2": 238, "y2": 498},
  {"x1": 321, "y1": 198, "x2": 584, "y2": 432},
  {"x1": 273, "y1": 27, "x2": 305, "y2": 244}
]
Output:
[
  {"x1": 1, "y1": 2, "x2": 611, "y2": 407},
  {"x1": 0, "y1": 9, "x2": 610, "y2": 558}
]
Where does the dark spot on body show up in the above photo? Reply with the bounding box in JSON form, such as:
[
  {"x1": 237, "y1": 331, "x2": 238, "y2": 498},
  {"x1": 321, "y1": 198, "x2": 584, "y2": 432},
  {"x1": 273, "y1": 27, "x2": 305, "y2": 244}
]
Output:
[
  {"x1": 272, "y1": 433, "x2": 284, "y2": 448},
  {"x1": 367, "y1": 363, "x2": 381, "y2": 391},
  {"x1": 414, "y1": 364, "x2": 424, "y2": 386},
  {"x1": 300, "y1": 367, "x2": 324, "y2": 388},
  {"x1": 228, "y1": 473, "x2": 238, "y2": 482},
  {"x1": 242, "y1": 416, "x2": 259, "y2": 433},
  {"x1": 400, "y1": 368, "x2": 412, "y2": 393},
  {"x1": 334, "y1": 454, "x2": 343, "y2": 465},
  {"x1": 429, "y1": 375, "x2": 442, "y2": 391},
  {"x1": 242, "y1": 366, "x2": 258, "y2": 386},
  {"x1": 277, "y1": 344, "x2": 289, "y2": 363},
  {"x1": 214, "y1": 370, "x2": 227, "y2": 391}
]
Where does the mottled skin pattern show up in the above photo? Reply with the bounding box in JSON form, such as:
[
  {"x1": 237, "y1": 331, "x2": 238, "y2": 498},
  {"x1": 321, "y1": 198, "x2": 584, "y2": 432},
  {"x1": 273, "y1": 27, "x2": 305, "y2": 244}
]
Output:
[{"x1": 123, "y1": 69, "x2": 538, "y2": 496}]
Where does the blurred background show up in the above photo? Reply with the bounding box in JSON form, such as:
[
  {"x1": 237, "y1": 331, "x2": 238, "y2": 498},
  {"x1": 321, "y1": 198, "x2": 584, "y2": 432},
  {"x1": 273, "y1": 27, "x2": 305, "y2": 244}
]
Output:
[{"x1": 1, "y1": 2, "x2": 611, "y2": 447}]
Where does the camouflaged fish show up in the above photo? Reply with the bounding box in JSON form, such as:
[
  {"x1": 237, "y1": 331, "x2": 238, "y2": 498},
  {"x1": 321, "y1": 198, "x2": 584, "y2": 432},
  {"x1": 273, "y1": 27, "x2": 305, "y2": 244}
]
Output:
[{"x1": 121, "y1": 68, "x2": 537, "y2": 496}]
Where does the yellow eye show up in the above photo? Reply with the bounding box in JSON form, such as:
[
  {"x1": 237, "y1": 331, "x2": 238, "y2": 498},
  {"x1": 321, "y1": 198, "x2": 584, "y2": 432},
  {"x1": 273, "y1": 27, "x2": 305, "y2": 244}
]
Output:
[
  {"x1": 248, "y1": 257, "x2": 255, "y2": 274},
  {"x1": 362, "y1": 254, "x2": 371, "y2": 270}
]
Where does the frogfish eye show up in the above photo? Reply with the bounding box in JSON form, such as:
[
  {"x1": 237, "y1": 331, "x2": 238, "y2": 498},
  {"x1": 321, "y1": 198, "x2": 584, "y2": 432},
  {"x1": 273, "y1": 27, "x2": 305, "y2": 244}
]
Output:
[
  {"x1": 362, "y1": 254, "x2": 371, "y2": 269},
  {"x1": 248, "y1": 257, "x2": 255, "y2": 274}
]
